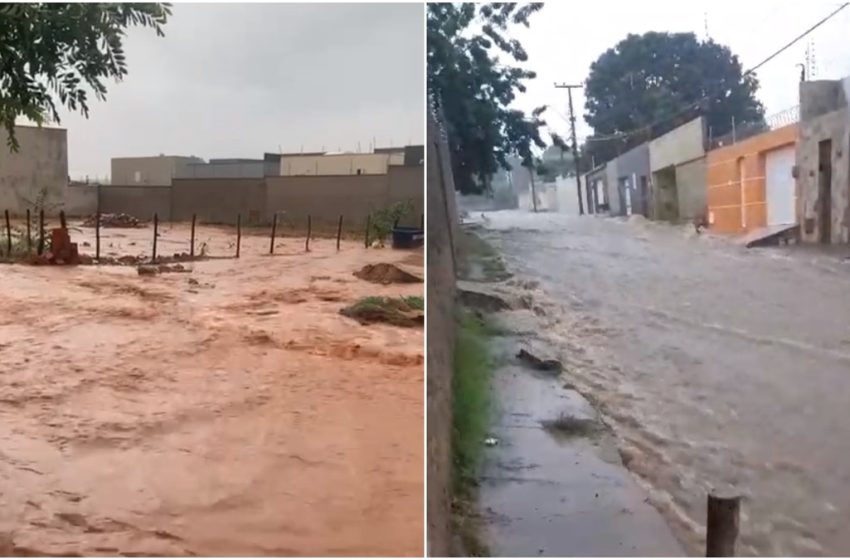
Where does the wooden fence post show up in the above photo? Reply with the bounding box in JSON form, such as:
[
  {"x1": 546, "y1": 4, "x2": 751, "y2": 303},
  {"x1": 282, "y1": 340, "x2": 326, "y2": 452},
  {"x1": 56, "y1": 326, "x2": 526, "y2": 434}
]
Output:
[
  {"x1": 305, "y1": 215, "x2": 312, "y2": 252},
  {"x1": 236, "y1": 213, "x2": 241, "y2": 258},
  {"x1": 37, "y1": 209, "x2": 44, "y2": 256},
  {"x1": 706, "y1": 493, "x2": 741, "y2": 557},
  {"x1": 59, "y1": 210, "x2": 67, "y2": 229},
  {"x1": 26, "y1": 208, "x2": 31, "y2": 253},
  {"x1": 270, "y1": 213, "x2": 278, "y2": 254},
  {"x1": 4, "y1": 210, "x2": 11, "y2": 256},
  {"x1": 190, "y1": 213, "x2": 196, "y2": 258},
  {"x1": 364, "y1": 214, "x2": 371, "y2": 249},
  {"x1": 95, "y1": 210, "x2": 101, "y2": 261},
  {"x1": 336, "y1": 215, "x2": 343, "y2": 251},
  {"x1": 152, "y1": 213, "x2": 159, "y2": 263}
]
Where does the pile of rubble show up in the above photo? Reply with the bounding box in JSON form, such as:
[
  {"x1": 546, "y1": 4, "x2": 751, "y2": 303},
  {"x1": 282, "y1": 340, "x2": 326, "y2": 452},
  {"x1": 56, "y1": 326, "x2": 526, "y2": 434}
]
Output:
[{"x1": 82, "y1": 213, "x2": 143, "y2": 228}]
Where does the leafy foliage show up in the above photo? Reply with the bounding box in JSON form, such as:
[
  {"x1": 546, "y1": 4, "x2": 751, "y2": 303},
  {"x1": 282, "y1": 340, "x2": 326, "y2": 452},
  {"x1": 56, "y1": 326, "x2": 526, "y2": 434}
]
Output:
[
  {"x1": 369, "y1": 200, "x2": 413, "y2": 245},
  {"x1": 0, "y1": 3, "x2": 171, "y2": 151},
  {"x1": 428, "y1": 3, "x2": 549, "y2": 194},
  {"x1": 582, "y1": 32, "x2": 765, "y2": 164}
]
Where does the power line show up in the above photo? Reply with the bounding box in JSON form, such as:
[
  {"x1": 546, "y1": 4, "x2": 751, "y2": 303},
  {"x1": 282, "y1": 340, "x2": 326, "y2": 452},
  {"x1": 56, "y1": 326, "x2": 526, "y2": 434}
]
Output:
[{"x1": 584, "y1": 2, "x2": 849, "y2": 146}]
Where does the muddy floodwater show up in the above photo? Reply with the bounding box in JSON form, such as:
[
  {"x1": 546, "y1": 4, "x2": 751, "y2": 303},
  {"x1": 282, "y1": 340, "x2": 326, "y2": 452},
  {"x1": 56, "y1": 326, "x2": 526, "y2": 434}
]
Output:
[
  {"x1": 0, "y1": 223, "x2": 423, "y2": 556},
  {"x1": 475, "y1": 211, "x2": 850, "y2": 556}
]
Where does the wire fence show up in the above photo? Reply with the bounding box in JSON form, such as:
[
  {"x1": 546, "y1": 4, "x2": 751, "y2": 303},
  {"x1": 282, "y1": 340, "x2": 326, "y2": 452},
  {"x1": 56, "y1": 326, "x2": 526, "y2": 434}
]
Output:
[{"x1": 708, "y1": 105, "x2": 800, "y2": 149}]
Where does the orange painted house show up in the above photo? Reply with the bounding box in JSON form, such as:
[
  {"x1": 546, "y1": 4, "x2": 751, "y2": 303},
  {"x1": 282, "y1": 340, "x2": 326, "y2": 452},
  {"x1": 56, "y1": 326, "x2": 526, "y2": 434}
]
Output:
[{"x1": 706, "y1": 124, "x2": 798, "y2": 235}]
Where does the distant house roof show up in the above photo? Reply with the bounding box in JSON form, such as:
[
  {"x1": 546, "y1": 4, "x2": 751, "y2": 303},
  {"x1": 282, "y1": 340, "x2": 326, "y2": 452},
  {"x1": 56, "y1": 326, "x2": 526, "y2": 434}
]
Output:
[
  {"x1": 280, "y1": 151, "x2": 326, "y2": 157},
  {"x1": 374, "y1": 146, "x2": 405, "y2": 154}
]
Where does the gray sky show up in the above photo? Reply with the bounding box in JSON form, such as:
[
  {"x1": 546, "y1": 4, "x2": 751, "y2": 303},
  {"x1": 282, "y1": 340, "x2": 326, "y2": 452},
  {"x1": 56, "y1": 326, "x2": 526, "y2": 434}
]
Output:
[
  {"x1": 46, "y1": 3, "x2": 424, "y2": 180},
  {"x1": 508, "y1": 0, "x2": 850, "y2": 146}
]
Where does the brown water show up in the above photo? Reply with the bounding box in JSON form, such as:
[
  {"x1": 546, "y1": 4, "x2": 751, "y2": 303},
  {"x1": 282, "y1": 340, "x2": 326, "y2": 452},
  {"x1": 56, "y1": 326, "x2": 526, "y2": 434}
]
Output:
[
  {"x1": 477, "y1": 211, "x2": 850, "y2": 556},
  {"x1": 0, "y1": 223, "x2": 423, "y2": 556}
]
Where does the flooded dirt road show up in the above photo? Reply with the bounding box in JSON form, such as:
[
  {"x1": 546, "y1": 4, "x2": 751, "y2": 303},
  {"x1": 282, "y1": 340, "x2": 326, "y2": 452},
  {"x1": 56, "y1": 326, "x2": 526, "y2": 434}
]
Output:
[
  {"x1": 0, "y1": 223, "x2": 423, "y2": 556},
  {"x1": 476, "y1": 211, "x2": 850, "y2": 556}
]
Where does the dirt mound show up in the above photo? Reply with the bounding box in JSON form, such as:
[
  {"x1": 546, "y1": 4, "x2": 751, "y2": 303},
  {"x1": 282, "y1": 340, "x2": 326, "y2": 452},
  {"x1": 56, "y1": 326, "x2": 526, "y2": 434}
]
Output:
[
  {"x1": 340, "y1": 296, "x2": 424, "y2": 328},
  {"x1": 82, "y1": 213, "x2": 142, "y2": 228},
  {"x1": 353, "y1": 263, "x2": 422, "y2": 285}
]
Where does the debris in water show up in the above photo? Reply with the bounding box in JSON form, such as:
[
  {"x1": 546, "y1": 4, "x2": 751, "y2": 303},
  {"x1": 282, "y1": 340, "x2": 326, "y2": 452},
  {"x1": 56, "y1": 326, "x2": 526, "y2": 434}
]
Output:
[
  {"x1": 516, "y1": 348, "x2": 562, "y2": 374},
  {"x1": 137, "y1": 264, "x2": 158, "y2": 276},
  {"x1": 353, "y1": 263, "x2": 422, "y2": 285},
  {"x1": 484, "y1": 437, "x2": 499, "y2": 447},
  {"x1": 83, "y1": 213, "x2": 142, "y2": 228}
]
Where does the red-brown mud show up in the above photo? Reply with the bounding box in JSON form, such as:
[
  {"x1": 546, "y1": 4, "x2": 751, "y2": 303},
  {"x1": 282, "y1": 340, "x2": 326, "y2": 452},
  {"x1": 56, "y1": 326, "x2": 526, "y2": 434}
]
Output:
[{"x1": 0, "y1": 223, "x2": 423, "y2": 556}]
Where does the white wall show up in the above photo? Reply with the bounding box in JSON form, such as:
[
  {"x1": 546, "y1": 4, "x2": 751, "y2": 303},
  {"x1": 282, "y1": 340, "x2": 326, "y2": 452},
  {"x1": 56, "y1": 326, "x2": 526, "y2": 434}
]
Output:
[{"x1": 280, "y1": 153, "x2": 390, "y2": 176}]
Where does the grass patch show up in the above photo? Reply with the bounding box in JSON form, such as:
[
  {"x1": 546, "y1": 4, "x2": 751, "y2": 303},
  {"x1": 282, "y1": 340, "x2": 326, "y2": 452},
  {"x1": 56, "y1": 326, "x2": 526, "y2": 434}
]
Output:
[
  {"x1": 451, "y1": 309, "x2": 494, "y2": 556},
  {"x1": 339, "y1": 296, "x2": 423, "y2": 327},
  {"x1": 452, "y1": 309, "x2": 493, "y2": 493}
]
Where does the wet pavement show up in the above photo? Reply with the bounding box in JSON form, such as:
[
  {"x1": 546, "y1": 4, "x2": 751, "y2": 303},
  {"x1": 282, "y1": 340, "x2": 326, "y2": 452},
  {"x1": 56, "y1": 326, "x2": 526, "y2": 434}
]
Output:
[
  {"x1": 478, "y1": 305, "x2": 683, "y2": 556},
  {"x1": 0, "y1": 223, "x2": 423, "y2": 556},
  {"x1": 475, "y1": 210, "x2": 850, "y2": 556}
]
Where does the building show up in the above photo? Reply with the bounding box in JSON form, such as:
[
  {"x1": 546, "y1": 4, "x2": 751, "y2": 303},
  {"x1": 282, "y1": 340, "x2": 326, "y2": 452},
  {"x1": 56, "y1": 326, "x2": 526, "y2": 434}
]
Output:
[
  {"x1": 178, "y1": 158, "x2": 268, "y2": 179},
  {"x1": 111, "y1": 155, "x2": 204, "y2": 186},
  {"x1": 0, "y1": 125, "x2": 68, "y2": 214},
  {"x1": 796, "y1": 77, "x2": 850, "y2": 244},
  {"x1": 706, "y1": 123, "x2": 798, "y2": 235},
  {"x1": 279, "y1": 152, "x2": 391, "y2": 176},
  {"x1": 608, "y1": 143, "x2": 651, "y2": 217},
  {"x1": 375, "y1": 146, "x2": 406, "y2": 165},
  {"x1": 648, "y1": 117, "x2": 708, "y2": 222},
  {"x1": 583, "y1": 164, "x2": 608, "y2": 213}
]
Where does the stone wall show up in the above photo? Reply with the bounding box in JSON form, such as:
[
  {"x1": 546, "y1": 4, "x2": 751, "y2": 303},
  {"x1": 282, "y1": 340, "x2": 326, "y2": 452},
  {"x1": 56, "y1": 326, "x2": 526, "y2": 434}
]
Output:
[{"x1": 797, "y1": 107, "x2": 850, "y2": 243}]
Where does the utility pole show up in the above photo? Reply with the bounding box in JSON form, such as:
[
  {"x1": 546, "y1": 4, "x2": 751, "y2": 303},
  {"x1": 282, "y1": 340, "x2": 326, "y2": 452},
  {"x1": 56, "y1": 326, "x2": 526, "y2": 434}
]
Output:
[{"x1": 555, "y1": 83, "x2": 585, "y2": 215}]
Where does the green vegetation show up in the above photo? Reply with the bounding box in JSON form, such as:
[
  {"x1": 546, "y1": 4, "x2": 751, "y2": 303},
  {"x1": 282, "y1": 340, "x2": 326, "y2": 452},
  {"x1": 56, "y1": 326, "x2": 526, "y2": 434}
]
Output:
[
  {"x1": 368, "y1": 200, "x2": 415, "y2": 245},
  {"x1": 340, "y1": 295, "x2": 424, "y2": 327},
  {"x1": 452, "y1": 310, "x2": 493, "y2": 493},
  {"x1": 428, "y1": 3, "x2": 553, "y2": 194},
  {"x1": 451, "y1": 309, "x2": 494, "y2": 556},
  {"x1": 0, "y1": 3, "x2": 171, "y2": 151}
]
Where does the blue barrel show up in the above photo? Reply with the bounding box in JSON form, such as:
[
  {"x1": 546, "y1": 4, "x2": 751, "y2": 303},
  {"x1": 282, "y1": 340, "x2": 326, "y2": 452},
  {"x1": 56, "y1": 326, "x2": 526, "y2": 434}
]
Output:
[{"x1": 391, "y1": 226, "x2": 424, "y2": 249}]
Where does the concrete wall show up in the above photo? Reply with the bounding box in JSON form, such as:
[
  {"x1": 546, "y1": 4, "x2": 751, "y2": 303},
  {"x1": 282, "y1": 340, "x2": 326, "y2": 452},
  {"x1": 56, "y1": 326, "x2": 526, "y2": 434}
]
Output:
[
  {"x1": 101, "y1": 185, "x2": 172, "y2": 221},
  {"x1": 64, "y1": 183, "x2": 98, "y2": 216},
  {"x1": 648, "y1": 117, "x2": 707, "y2": 222},
  {"x1": 388, "y1": 164, "x2": 424, "y2": 222},
  {"x1": 111, "y1": 155, "x2": 203, "y2": 186},
  {"x1": 280, "y1": 153, "x2": 390, "y2": 176},
  {"x1": 674, "y1": 158, "x2": 708, "y2": 220},
  {"x1": 425, "y1": 112, "x2": 457, "y2": 556},
  {"x1": 649, "y1": 117, "x2": 706, "y2": 171},
  {"x1": 797, "y1": 106, "x2": 850, "y2": 243},
  {"x1": 0, "y1": 125, "x2": 68, "y2": 214},
  {"x1": 707, "y1": 124, "x2": 798, "y2": 234},
  {"x1": 267, "y1": 175, "x2": 387, "y2": 228},
  {"x1": 172, "y1": 178, "x2": 267, "y2": 225}
]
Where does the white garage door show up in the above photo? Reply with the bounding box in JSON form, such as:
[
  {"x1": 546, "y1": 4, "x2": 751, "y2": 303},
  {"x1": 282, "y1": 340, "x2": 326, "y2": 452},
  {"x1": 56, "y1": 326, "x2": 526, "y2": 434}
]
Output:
[{"x1": 766, "y1": 145, "x2": 796, "y2": 226}]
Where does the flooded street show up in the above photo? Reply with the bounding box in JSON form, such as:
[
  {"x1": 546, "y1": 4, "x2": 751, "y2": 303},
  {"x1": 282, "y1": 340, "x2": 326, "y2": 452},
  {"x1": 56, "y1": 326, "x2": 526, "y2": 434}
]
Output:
[
  {"x1": 0, "y1": 223, "x2": 423, "y2": 556},
  {"x1": 476, "y1": 210, "x2": 850, "y2": 556}
]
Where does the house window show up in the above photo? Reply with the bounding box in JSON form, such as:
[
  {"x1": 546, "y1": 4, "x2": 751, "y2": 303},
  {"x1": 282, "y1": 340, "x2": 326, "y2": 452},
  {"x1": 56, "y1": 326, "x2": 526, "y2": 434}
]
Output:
[{"x1": 134, "y1": 170, "x2": 141, "y2": 183}]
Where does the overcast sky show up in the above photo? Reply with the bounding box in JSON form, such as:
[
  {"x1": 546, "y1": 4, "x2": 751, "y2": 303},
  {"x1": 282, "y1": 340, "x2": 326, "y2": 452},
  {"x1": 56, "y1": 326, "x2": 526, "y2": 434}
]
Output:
[
  {"x1": 507, "y1": 0, "x2": 850, "y2": 146},
  {"x1": 45, "y1": 3, "x2": 424, "y2": 180}
]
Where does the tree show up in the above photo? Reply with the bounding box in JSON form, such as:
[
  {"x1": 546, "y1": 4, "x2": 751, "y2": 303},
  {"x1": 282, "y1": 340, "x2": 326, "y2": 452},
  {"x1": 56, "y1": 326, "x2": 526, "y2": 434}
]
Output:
[
  {"x1": 582, "y1": 32, "x2": 765, "y2": 164},
  {"x1": 427, "y1": 3, "x2": 548, "y2": 194},
  {"x1": 0, "y1": 3, "x2": 171, "y2": 151}
]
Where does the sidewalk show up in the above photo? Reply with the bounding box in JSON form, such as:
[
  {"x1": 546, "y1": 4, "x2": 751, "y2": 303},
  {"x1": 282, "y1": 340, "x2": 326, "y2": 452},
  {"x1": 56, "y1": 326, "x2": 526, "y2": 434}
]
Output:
[{"x1": 475, "y1": 304, "x2": 684, "y2": 557}]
